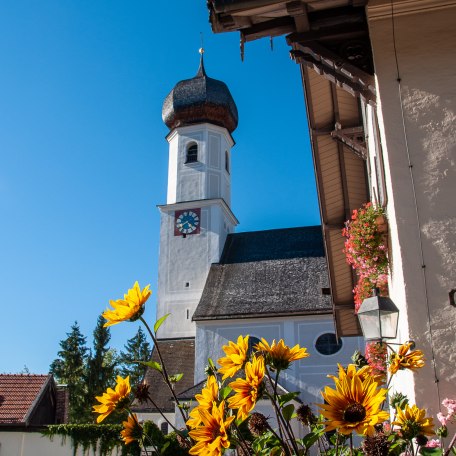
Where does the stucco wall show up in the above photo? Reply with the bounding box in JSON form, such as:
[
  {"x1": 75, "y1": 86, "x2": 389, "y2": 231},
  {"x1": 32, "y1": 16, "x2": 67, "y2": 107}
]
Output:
[
  {"x1": 156, "y1": 202, "x2": 235, "y2": 338},
  {"x1": 166, "y1": 123, "x2": 233, "y2": 205},
  {"x1": 195, "y1": 315, "x2": 363, "y2": 407},
  {"x1": 0, "y1": 431, "x2": 113, "y2": 456},
  {"x1": 367, "y1": 0, "x2": 456, "y2": 415}
]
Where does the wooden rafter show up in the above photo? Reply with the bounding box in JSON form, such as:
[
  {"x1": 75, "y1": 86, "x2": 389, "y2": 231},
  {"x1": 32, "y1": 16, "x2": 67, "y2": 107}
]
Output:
[
  {"x1": 331, "y1": 125, "x2": 367, "y2": 160},
  {"x1": 290, "y1": 41, "x2": 376, "y2": 104}
]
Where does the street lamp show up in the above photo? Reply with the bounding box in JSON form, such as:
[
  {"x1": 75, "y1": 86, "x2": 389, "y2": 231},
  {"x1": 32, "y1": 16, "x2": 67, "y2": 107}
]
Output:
[{"x1": 357, "y1": 289, "x2": 399, "y2": 341}]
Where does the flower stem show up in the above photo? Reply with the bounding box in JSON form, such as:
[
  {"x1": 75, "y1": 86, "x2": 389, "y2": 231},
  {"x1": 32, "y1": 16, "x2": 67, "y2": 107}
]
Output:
[
  {"x1": 139, "y1": 317, "x2": 190, "y2": 430},
  {"x1": 145, "y1": 394, "x2": 179, "y2": 433},
  {"x1": 444, "y1": 432, "x2": 456, "y2": 456},
  {"x1": 264, "y1": 367, "x2": 300, "y2": 455}
]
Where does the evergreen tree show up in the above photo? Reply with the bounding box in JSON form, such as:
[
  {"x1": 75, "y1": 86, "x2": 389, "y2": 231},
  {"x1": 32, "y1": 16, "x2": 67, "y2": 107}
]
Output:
[
  {"x1": 50, "y1": 322, "x2": 89, "y2": 423},
  {"x1": 118, "y1": 327, "x2": 151, "y2": 387},
  {"x1": 86, "y1": 315, "x2": 117, "y2": 412}
]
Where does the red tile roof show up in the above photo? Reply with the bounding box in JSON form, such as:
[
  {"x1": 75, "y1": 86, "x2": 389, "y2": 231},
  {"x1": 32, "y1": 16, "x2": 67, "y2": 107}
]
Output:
[{"x1": 0, "y1": 374, "x2": 52, "y2": 425}]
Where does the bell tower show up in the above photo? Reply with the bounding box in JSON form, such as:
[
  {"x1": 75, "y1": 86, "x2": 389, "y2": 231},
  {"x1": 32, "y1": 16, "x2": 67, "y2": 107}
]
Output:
[{"x1": 156, "y1": 51, "x2": 239, "y2": 339}]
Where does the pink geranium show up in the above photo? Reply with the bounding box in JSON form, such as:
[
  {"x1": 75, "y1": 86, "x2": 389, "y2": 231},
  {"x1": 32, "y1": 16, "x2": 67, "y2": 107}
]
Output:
[
  {"x1": 437, "y1": 398, "x2": 456, "y2": 426},
  {"x1": 426, "y1": 439, "x2": 441, "y2": 448}
]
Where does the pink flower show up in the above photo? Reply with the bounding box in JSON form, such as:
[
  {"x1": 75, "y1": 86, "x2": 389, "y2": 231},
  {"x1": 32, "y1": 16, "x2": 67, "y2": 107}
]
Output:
[
  {"x1": 442, "y1": 398, "x2": 456, "y2": 412},
  {"x1": 426, "y1": 439, "x2": 440, "y2": 448},
  {"x1": 437, "y1": 412, "x2": 448, "y2": 426}
]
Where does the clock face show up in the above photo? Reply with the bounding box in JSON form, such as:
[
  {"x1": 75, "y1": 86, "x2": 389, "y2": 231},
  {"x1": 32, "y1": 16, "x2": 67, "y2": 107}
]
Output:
[{"x1": 174, "y1": 209, "x2": 200, "y2": 236}]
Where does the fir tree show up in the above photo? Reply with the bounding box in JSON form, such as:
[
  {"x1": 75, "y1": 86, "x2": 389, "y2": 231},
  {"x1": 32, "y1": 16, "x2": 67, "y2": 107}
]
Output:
[
  {"x1": 50, "y1": 321, "x2": 89, "y2": 423},
  {"x1": 86, "y1": 315, "x2": 117, "y2": 411},
  {"x1": 118, "y1": 327, "x2": 151, "y2": 387}
]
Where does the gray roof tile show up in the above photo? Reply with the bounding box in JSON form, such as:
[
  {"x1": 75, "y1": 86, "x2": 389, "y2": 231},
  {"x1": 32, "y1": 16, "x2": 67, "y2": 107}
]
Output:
[{"x1": 193, "y1": 226, "x2": 332, "y2": 320}]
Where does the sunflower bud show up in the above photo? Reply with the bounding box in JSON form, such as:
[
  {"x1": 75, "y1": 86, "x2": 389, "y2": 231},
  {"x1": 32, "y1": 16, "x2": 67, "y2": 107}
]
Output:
[
  {"x1": 296, "y1": 404, "x2": 317, "y2": 426},
  {"x1": 390, "y1": 392, "x2": 409, "y2": 410},
  {"x1": 134, "y1": 383, "x2": 150, "y2": 404},
  {"x1": 248, "y1": 412, "x2": 269, "y2": 436},
  {"x1": 361, "y1": 432, "x2": 390, "y2": 456}
]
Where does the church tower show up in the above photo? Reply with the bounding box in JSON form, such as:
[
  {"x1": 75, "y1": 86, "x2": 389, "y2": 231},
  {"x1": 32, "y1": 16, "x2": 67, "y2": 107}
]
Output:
[{"x1": 156, "y1": 52, "x2": 239, "y2": 339}]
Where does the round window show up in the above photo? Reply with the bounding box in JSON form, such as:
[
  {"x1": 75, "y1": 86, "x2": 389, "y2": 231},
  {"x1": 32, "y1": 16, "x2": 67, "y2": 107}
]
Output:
[
  {"x1": 248, "y1": 336, "x2": 261, "y2": 356},
  {"x1": 315, "y1": 333, "x2": 343, "y2": 355}
]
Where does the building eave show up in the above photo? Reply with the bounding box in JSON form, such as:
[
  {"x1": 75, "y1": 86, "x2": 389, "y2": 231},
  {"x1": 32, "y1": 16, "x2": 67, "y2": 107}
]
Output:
[
  {"x1": 193, "y1": 309, "x2": 333, "y2": 322},
  {"x1": 207, "y1": 0, "x2": 371, "y2": 336}
]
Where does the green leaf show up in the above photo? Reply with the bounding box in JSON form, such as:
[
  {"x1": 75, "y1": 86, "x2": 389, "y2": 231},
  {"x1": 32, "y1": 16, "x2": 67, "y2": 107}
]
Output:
[
  {"x1": 419, "y1": 448, "x2": 443, "y2": 456},
  {"x1": 208, "y1": 358, "x2": 216, "y2": 369},
  {"x1": 160, "y1": 441, "x2": 170, "y2": 454},
  {"x1": 282, "y1": 403, "x2": 295, "y2": 421},
  {"x1": 278, "y1": 391, "x2": 300, "y2": 406},
  {"x1": 220, "y1": 386, "x2": 232, "y2": 400},
  {"x1": 169, "y1": 373, "x2": 183, "y2": 383},
  {"x1": 140, "y1": 360, "x2": 162, "y2": 372},
  {"x1": 300, "y1": 431, "x2": 321, "y2": 449},
  {"x1": 154, "y1": 314, "x2": 170, "y2": 334}
]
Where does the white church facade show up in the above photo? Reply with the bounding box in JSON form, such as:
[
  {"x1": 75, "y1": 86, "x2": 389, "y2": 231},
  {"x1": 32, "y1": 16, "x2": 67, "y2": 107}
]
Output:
[{"x1": 134, "y1": 55, "x2": 363, "y2": 432}]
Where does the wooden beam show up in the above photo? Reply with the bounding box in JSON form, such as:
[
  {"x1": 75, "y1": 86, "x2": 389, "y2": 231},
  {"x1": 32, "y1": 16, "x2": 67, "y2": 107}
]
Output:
[
  {"x1": 331, "y1": 125, "x2": 367, "y2": 160},
  {"x1": 287, "y1": 23, "x2": 367, "y2": 45},
  {"x1": 241, "y1": 16, "x2": 295, "y2": 42}
]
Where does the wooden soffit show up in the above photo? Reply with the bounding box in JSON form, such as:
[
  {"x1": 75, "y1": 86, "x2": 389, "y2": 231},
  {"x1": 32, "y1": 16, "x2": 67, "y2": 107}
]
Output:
[{"x1": 208, "y1": 0, "x2": 373, "y2": 336}]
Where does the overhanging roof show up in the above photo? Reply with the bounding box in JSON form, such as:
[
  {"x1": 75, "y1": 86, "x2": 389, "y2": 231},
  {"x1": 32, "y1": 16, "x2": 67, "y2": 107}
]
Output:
[{"x1": 208, "y1": 0, "x2": 371, "y2": 336}]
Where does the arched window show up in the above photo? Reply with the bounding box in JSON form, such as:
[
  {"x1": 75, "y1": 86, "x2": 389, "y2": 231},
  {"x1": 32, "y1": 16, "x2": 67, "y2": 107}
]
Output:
[
  {"x1": 186, "y1": 143, "x2": 198, "y2": 163},
  {"x1": 315, "y1": 333, "x2": 343, "y2": 356},
  {"x1": 160, "y1": 422, "x2": 169, "y2": 434},
  {"x1": 225, "y1": 150, "x2": 230, "y2": 173}
]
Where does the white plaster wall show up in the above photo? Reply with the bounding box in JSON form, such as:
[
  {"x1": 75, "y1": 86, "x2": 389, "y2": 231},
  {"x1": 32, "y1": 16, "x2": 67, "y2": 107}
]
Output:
[
  {"x1": 367, "y1": 1, "x2": 456, "y2": 416},
  {"x1": 157, "y1": 121, "x2": 236, "y2": 338},
  {"x1": 156, "y1": 202, "x2": 236, "y2": 338},
  {"x1": 195, "y1": 316, "x2": 363, "y2": 406},
  {"x1": 165, "y1": 123, "x2": 233, "y2": 205},
  {"x1": 0, "y1": 431, "x2": 111, "y2": 456}
]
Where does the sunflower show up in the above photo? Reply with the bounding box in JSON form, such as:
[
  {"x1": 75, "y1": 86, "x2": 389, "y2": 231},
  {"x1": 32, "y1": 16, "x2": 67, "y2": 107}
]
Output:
[
  {"x1": 255, "y1": 338, "x2": 309, "y2": 370},
  {"x1": 187, "y1": 375, "x2": 219, "y2": 428},
  {"x1": 392, "y1": 404, "x2": 435, "y2": 439},
  {"x1": 189, "y1": 400, "x2": 235, "y2": 456},
  {"x1": 102, "y1": 281, "x2": 151, "y2": 327},
  {"x1": 328, "y1": 363, "x2": 384, "y2": 386},
  {"x1": 121, "y1": 413, "x2": 143, "y2": 445},
  {"x1": 319, "y1": 364, "x2": 389, "y2": 436},
  {"x1": 217, "y1": 335, "x2": 249, "y2": 380},
  {"x1": 389, "y1": 342, "x2": 425, "y2": 375},
  {"x1": 228, "y1": 355, "x2": 265, "y2": 421},
  {"x1": 93, "y1": 375, "x2": 131, "y2": 423}
]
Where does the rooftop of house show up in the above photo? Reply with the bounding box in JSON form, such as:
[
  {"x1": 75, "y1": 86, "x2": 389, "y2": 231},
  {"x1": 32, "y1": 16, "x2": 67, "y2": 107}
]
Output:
[
  {"x1": 0, "y1": 374, "x2": 56, "y2": 426},
  {"x1": 193, "y1": 225, "x2": 332, "y2": 321},
  {"x1": 134, "y1": 338, "x2": 195, "y2": 414}
]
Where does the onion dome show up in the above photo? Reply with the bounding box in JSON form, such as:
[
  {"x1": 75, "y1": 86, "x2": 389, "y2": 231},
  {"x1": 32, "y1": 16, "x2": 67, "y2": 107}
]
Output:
[{"x1": 162, "y1": 53, "x2": 238, "y2": 133}]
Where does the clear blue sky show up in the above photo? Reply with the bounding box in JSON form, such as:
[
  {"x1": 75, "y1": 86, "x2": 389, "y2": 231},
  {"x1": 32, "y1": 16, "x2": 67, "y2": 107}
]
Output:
[{"x1": 0, "y1": 1, "x2": 320, "y2": 374}]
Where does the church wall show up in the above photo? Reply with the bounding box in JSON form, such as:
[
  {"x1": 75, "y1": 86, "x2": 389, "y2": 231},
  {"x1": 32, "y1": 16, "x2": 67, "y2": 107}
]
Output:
[
  {"x1": 156, "y1": 201, "x2": 236, "y2": 338},
  {"x1": 157, "y1": 118, "x2": 237, "y2": 338},
  {"x1": 367, "y1": 0, "x2": 456, "y2": 417},
  {"x1": 165, "y1": 123, "x2": 233, "y2": 205},
  {"x1": 195, "y1": 315, "x2": 363, "y2": 408}
]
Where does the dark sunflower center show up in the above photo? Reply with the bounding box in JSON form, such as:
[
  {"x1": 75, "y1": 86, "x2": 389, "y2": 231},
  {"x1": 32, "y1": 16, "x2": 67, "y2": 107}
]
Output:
[{"x1": 343, "y1": 402, "x2": 366, "y2": 423}]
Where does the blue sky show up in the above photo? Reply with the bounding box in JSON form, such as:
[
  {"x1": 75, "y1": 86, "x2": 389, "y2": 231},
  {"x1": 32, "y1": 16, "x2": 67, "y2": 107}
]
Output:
[{"x1": 0, "y1": 1, "x2": 320, "y2": 374}]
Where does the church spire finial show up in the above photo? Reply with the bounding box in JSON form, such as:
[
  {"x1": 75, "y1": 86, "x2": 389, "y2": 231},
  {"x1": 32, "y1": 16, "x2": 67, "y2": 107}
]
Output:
[{"x1": 197, "y1": 34, "x2": 206, "y2": 77}]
